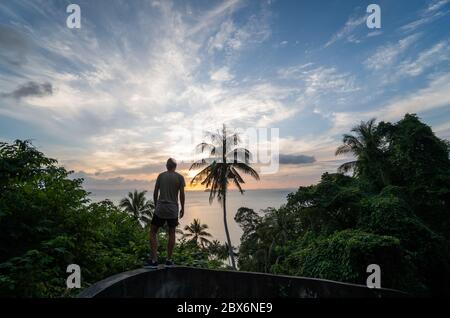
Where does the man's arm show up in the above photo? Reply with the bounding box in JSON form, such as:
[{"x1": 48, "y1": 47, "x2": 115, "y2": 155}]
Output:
[
  {"x1": 153, "y1": 182, "x2": 159, "y2": 206},
  {"x1": 179, "y1": 186, "x2": 185, "y2": 218}
]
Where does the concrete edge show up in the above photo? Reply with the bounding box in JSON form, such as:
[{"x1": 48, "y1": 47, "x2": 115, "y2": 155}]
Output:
[{"x1": 78, "y1": 266, "x2": 408, "y2": 298}]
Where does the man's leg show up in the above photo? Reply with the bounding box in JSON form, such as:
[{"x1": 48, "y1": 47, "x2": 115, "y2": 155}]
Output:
[
  {"x1": 167, "y1": 226, "x2": 176, "y2": 260},
  {"x1": 150, "y1": 224, "x2": 159, "y2": 262}
]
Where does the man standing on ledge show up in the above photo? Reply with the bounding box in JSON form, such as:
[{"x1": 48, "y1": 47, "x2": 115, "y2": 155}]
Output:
[{"x1": 145, "y1": 158, "x2": 185, "y2": 268}]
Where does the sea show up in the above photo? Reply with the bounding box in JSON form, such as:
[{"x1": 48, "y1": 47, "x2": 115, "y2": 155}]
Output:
[{"x1": 88, "y1": 188, "x2": 296, "y2": 245}]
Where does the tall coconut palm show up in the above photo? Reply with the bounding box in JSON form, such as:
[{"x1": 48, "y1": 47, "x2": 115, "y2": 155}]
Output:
[
  {"x1": 190, "y1": 124, "x2": 260, "y2": 269},
  {"x1": 119, "y1": 190, "x2": 154, "y2": 227},
  {"x1": 335, "y1": 118, "x2": 387, "y2": 186},
  {"x1": 183, "y1": 219, "x2": 212, "y2": 247}
]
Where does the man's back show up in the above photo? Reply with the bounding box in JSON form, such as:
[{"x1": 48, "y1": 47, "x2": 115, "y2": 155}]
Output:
[
  {"x1": 146, "y1": 158, "x2": 185, "y2": 268},
  {"x1": 156, "y1": 171, "x2": 185, "y2": 205}
]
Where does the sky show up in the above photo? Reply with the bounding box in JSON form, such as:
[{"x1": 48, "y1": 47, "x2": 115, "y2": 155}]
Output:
[{"x1": 0, "y1": 0, "x2": 449, "y2": 193}]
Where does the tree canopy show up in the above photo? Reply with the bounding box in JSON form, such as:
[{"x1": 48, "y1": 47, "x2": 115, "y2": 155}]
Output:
[{"x1": 236, "y1": 114, "x2": 450, "y2": 296}]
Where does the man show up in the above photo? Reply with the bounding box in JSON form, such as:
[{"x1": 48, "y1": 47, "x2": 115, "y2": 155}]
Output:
[{"x1": 144, "y1": 158, "x2": 185, "y2": 269}]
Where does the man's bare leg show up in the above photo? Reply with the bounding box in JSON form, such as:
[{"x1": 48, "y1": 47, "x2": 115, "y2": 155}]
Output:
[
  {"x1": 167, "y1": 227, "x2": 176, "y2": 260},
  {"x1": 150, "y1": 224, "x2": 159, "y2": 262}
]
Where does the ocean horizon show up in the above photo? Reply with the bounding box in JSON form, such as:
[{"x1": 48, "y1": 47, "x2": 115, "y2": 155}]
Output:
[{"x1": 88, "y1": 188, "x2": 297, "y2": 244}]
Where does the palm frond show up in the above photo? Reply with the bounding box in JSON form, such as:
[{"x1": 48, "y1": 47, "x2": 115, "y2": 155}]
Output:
[
  {"x1": 233, "y1": 163, "x2": 260, "y2": 180},
  {"x1": 337, "y1": 160, "x2": 357, "y2": 174}
]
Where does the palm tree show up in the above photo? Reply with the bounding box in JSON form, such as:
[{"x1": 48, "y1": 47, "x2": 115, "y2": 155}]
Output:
[
  {"x1": 190, "y1": 124, "x2": 260, "y2": 269},
  {"x1": 207, "y1": 240, "x2": 238, "y2": 266},
  {"x1": 183, "y1": 219, "x2": 212, "y2": 247},
  {"x1": 335, "y1": 118, "x2": 387, "y2": 186},
  {"x1": 119, "y1": 190, "x2": 154, "y2": 227},
  {"x1": 207, "y1": 240, "x2": 228, "y2": 260}
]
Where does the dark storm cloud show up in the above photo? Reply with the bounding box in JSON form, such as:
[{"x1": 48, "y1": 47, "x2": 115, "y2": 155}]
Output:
[
  {"x1": 0, "y1": 25, "x2": 30, "y2": 66},
  {"x1": 279, "y1": 154, "x2": 316, "y2": 164},
  {"x1": 1, "y1": 81, "x2": 53, "y2": 99}
]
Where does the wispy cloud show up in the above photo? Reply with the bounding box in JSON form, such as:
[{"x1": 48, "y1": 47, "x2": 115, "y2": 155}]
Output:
[
  {"x1": 302, "y1": 66, "x2": 360, "y2": 96},
  {"x1": 324, "y1": 14, "x2": 367, "y2": 48},
  {"x1": 210, "y1": 66, "x2": 234, "y2": 82},
  {"x1": 206, "y1": 6, "x2": 272, "y2": 56},
  {"x1": 397, "y1": 41, "x2": 450, "y2": 77},
  {"x1": 0, "y1": 0, "x2": 448, "y2": 191},
  {"x1": 400, "y1": 0, "x2": 449, "y2": 32},
  {"x1": 365, "y1": 33, "x2": 420, "y2": 70},
  {"x1": 330, "y1": 73, "x2": 450, "y2": 133}
]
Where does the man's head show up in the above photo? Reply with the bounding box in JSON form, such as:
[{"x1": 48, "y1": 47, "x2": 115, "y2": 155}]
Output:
[{"x1": 166, "y1": 158, "x2": 177, "y2": 171}]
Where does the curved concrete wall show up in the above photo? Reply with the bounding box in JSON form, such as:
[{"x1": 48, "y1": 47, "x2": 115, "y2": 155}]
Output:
[{"x1": 78, "y1": 266, "x2": 406, "y2": 298}]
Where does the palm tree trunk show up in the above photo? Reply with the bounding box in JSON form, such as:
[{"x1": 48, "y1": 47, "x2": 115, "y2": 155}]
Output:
[
  {"x1": 223, "y1": 191, "x2": 236, "y2": 270},
  {"x1": 222, "y1": 124, "x2": 236, "y2": 270}
]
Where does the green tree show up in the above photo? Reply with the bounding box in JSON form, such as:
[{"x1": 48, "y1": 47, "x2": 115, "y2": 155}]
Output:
[
  {"x1": 379, "y1": 114, "x2": 450, "y2": 236},
  {"x1": 190, "y1": 124, "x2": 260, "y2": 269},
  {"x1": 183, "y1": 219, "x2": 212, "y2": 247},
  {"x1": 237, "y1": 114, "x2": 450, "y2": 296},
  {"x1": 207, "y1": 240, "x2": 229, "y2": 261},
  {"x1": 335, "y1": 118, "x2": 388, "y2": 188},
  {"x1": 119, "y1": 190, "x2": 154, "y2": 227}
]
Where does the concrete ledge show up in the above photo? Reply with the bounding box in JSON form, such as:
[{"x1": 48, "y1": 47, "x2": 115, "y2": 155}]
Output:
[{"x1": 78, "y1": 266, "x2": 407, "y2": 298}]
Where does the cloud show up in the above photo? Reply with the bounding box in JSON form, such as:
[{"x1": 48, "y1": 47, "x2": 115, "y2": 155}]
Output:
[
  {"x1": 396, "y1": 41, "x2": 450, "y2": 77},
  {"x1": 207, "y1": 20, "x2": 236, "y2": 53},
  {"x1": 94, "y1": 163, "x2": 165, "y2": 178},
  {"x1": 427, "y1": 0, "x2": 450, "y2": 12},
  {"x1": 210, "y1": 66, "x2": 234, "y2": 82},
  {"x1": 188, "y1": 0, "x2": 242, "y2": 36},
  {"x1": 1, "y1": 81, "x2": 53, "y2": 99},
  {"x1": 379, "y1": 73, "x2": 450, "y2": 120},
  {"x1": 279, "y1": 154, "x2": 316, "y2": 165},
  {"x1": 0, "y1": 26, "x2": 30, "y2": 66},
  {"x1": 367, "y1": 30, "x2": 383, "y2": 37},
  {"x1": 302, "y1": 66, "x2": 360, "y2": 96},
  {"x1": 277, "y1": 64, "x2": 359, "y2": 98},
  {"x1": 365, "y1": 33, "x2": 420, "y2": 70},
  {"x1": 206, "y1": 4, "x2": 271, "y2": 56},
  {"x1": 277, "y1": 63, "x2": 314, "y2": 79},
  {"x1": 400, "y1": 0, "x2": 449, "y2": 32},
  {"x1": 1, "y1": 0, "x2": 447, "y2": 192},
  {"x1": 330, "y1": 73, "x2": 450, "y2": 133},
  {"x1": 324, "y1": 14, "x2": 367, "y2": 48},
  {"x1": 72, "y1": 171, "x2": 153, "y2": 191},
  {"x1": 365, "y1": 38, "x2": 450, "y2": 85}
]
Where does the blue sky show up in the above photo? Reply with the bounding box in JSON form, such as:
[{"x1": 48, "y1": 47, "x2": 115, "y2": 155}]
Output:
[{"x1": 0, "y1": 0, "x2": 449, "y2": 191}]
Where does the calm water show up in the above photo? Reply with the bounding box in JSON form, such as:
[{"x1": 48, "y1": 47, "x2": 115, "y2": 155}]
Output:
[{"x1": 88, "y1": 189, "x2": 295, "y2": 244}]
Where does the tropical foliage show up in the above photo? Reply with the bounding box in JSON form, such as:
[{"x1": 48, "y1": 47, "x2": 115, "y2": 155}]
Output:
[
  {"x1": 236, "y1": 114, "x2": 450, "y2": 296},
  {"x1": 119, "y1": 190, "x2": 154, "y2": 227},
  {"x1": 0, "y1": 140, "x2": 222, "y2": 297},
  {"x1": 190, "y1": 124, "x2": 260, "y2": 269},
  {"x1": 1, "y1": 113, "x2": 449, "y2": 297},
  {"x1": 183, "y1": 219, "x2": 212, "y2": 247}
]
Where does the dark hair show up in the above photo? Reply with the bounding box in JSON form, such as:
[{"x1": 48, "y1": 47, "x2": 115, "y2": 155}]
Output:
[{"x1": 166, "y1": 158, "x2": 177, "y2": 170}]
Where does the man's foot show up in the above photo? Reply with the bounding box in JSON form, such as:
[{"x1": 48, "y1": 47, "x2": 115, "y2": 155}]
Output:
[
  {"x1": 165, "y1": 260, "x2": 175, "y2": 267},
  {"x1": 144, "y1": 259, "x2": 159, "y2": 269}
]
